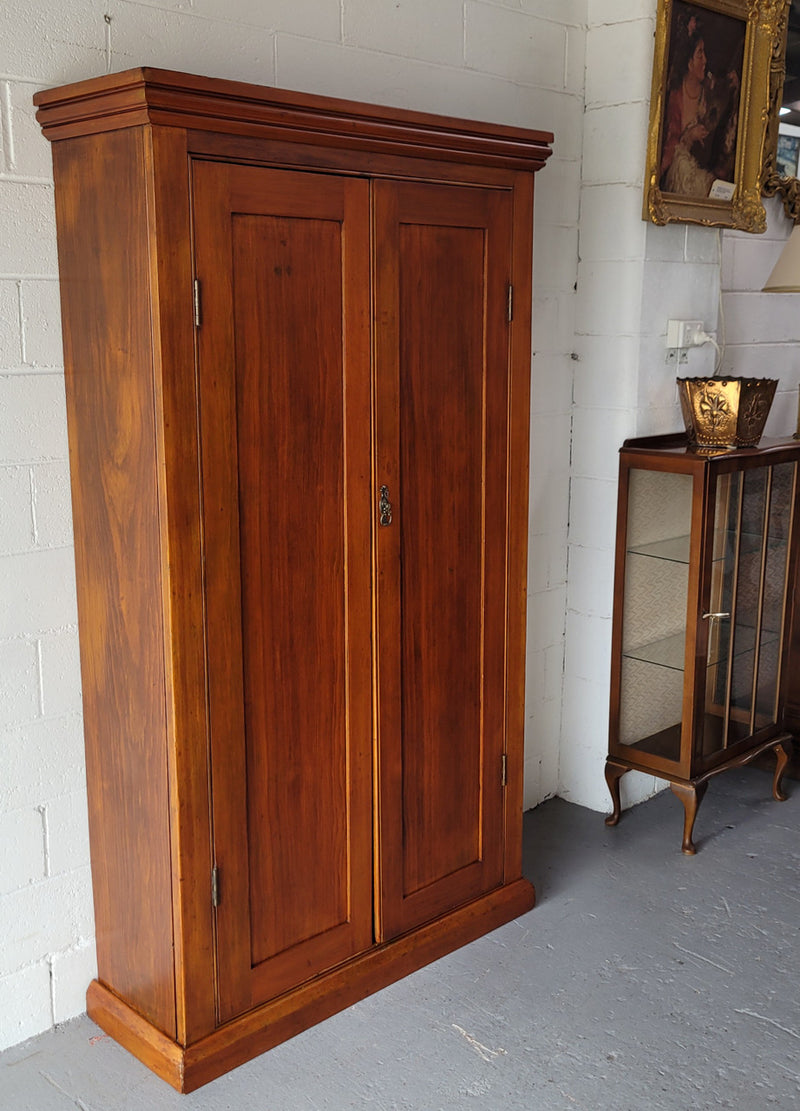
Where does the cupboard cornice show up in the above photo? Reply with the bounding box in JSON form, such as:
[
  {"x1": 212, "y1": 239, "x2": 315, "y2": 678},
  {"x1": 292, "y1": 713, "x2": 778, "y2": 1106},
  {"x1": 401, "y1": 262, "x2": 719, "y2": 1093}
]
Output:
[{"x1": 34, "y1": 66, "x2": 554, "y2": 171}]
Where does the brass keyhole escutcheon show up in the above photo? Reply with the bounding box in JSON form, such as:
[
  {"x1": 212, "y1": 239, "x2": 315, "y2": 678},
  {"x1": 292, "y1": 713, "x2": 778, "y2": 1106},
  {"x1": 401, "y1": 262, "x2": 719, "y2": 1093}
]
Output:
[{"x1": 379, "y1": 485, "x2": 393, "y2": 527}]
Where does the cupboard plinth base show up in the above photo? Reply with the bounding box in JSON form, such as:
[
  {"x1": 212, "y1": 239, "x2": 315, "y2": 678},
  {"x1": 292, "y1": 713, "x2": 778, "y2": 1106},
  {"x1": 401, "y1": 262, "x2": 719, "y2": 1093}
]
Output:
[
  {"x1": 604, "y1": 733, "x2": 793, "y2": 855},
  {"x1": 87, "y1": 878, "x2": 535, "y2": 1092}
]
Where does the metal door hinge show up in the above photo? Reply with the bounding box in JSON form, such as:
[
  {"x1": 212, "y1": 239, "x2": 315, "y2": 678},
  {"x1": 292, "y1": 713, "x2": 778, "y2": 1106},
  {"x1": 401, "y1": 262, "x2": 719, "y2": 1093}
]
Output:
[
  {"x1": 507, "y1": 284, "x2": 513, "y2": 323},
  {"x1": 501, "y1": 753, "x2": 508, "y2": 788},
  {"x1": 194, "y1": 279, "x2": 202, "y2": 328},
  {"x1": 211, "y1": 865, "x2": 220, "y2": 908}
]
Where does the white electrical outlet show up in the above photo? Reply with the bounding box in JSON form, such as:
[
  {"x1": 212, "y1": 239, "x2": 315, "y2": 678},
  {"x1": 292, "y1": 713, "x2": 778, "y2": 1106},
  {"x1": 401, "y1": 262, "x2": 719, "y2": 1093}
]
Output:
[{"x1": 666, "y1": 319, "x2": 705, "y2": 349}]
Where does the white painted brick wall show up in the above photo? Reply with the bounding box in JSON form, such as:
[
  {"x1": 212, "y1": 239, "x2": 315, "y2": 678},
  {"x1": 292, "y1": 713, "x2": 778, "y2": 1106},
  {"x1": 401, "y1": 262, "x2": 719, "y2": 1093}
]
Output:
[
  {"x1": 465, "y1": 5, "x2": 570, "y2": 88},
  {"x1": 0, "y1": 808, "x2": 45, "y2": 896},
  {"x1": 0, "y1": 2, "x2": 105, "y2": 87},
  {"x1": 0, "y1": 964, "x2": 53, "y2": 1049},
  {"x1": 0, "y1": 182, "x2": 59, "y2": 275},
  {"x1": 0, "y1": 0, "x2": 582, "y2": 1050},
  {"x1": 0, "y1": 640, "x2": 39, "y2": 727},
  {"x1": 562, "y1": 4, "x2": 725, "y2": 813},
  {"x1": 721, "y1": 199, "x2": 800, "y2": 437},
  {"x1": 582, "y1": 103, "x2": 651, "y2": 186},
  {"x1": 39, "y1": 629, "x2": 81, "y2": 716},
  {"x1": 0, "y1": 549, "x2": 78, "y2": 636},
  {"x1": 31, "y1": 462, "x2": 73, "y2": 549},
  {"x1": 20, "y1": 281, "x2": 63, "y2": 367},
  {"x1": 0, "y1": 375, "x2": 69, "y2": 463},
  {"x1": 4, "y1": 82, "x2": 56, "y2": 181},
  {"x1": 50, "y1": 941, "x2": 97, "y2": 1025},
  {"x1": 0, "y1": 871, "x2": 94, "y2": 979},
  {"x1": 0, "y1": 468, "x2": 34, "y2": 553},
  {"x1": 345, "y1": 0, "x2": 464, "y2": 65},
  {"x1": 0, "y1": 715, "x2": 87, "y2": 815},
  {"x1": 0, "y1": 284, "x2": 21, "y2": 364},
  {"x1": 107, "y1": 2, "x2": 279, "y2": 83}
]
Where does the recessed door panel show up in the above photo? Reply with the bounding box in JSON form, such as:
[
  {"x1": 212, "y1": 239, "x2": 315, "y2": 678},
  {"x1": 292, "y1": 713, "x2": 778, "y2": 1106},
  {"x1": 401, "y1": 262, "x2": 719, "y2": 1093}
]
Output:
[
  {"x1": 374, "y1": 179, "x2": 512, "y2": 939},
  {"x1": 398, "y1": 221, "x2": 484, "y2": 894},
  {"x1": 235, "y1": 211, "x2": 350, "y2": 965},
  {"x1": 193, "y1": 162, "x2": 373, "y2": 1021}
]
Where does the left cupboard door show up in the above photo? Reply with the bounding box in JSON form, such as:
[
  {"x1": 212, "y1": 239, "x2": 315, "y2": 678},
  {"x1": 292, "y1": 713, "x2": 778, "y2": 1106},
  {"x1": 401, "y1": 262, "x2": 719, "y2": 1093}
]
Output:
[{"x1": 192, "y1": 161, "x2": 375, "y2": 1023}]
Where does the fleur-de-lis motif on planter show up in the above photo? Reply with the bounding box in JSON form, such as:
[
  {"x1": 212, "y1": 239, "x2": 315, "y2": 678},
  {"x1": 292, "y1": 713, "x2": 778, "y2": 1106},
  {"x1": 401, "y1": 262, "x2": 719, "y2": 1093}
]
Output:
[
  {"x1": 740, "y1": 394, "x2": 769, "y2": 436},
  {"x1": 699, "y1": 388, "x2": 731, "y2": 431},
  {"x1": 678, "y1": 376, "x2": 777, "y2": 449}
]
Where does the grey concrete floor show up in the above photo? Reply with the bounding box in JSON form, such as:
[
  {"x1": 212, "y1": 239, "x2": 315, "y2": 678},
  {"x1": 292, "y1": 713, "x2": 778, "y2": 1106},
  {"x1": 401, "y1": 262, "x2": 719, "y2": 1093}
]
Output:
[{"x1": 3, "y1": 768, "x2": 800, "y2": 1110}]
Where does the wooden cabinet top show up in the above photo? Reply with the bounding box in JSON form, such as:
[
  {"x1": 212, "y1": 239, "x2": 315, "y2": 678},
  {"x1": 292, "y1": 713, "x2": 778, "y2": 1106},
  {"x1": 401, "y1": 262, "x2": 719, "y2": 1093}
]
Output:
[
  {"x1": 621, "y1": 432, "x2": 800, "y2": 467},
  {"x1": 33, "y1": 67, "x2": 553, "y2": 171}
]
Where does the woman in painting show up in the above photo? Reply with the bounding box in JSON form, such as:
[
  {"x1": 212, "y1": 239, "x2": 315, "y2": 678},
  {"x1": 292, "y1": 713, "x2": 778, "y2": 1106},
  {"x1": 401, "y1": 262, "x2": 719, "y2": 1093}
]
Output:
[{"x1": 660, "y1": 14, "x2": 740, "y2": 197}]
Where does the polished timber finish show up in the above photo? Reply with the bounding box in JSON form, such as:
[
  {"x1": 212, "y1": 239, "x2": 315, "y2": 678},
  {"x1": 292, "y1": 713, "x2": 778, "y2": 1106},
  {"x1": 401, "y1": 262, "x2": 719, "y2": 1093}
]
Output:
[
  {"x1": 33, "y1": 65, "x2": 553, "y2": 170},
  {"x1": 606, "y1": 733, "x2": 792, "y2": 854},
  {"x1": 607, "y1": 433, "x2": 800, "y2": 854},
  {"x1": 86, "y1": 880, "x2": 535, "y2": 1093},
  {"x1": 35, "y1": 69, "x2": 552, "y2": 1090}
]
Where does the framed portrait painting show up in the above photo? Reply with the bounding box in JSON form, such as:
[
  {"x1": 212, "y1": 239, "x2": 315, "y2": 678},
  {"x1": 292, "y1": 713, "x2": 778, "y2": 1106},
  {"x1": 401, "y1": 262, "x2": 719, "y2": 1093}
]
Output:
[{"x1": 643, "y1": 0, "x2": 784, "y2": 232}]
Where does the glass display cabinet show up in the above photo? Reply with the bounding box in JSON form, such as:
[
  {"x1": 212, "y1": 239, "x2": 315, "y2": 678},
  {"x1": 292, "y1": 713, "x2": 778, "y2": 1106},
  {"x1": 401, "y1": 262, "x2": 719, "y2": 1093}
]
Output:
[{"x1": 606, "y1": 433, "x2": 800, "y2": 854}]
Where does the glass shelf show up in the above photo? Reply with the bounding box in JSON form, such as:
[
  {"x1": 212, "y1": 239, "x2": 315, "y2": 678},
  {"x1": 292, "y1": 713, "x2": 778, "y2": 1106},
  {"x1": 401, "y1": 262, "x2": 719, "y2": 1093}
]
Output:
[
  {"x1": 627, "y1": 535, "x2": 690, "y2": 563},
  {"x1": 623, "y1": 625, "x2": 781, "y2": 673},
  {"x1": 623, "y1": 632, "x2": 686, "y2": 671},
  {"x1": 627, "y1": 531, "x2": 773, "y2": 567}
]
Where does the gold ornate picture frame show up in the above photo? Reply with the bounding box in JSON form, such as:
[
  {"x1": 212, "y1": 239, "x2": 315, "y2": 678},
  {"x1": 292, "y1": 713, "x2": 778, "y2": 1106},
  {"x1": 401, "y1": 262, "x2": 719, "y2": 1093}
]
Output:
[
  {"x1": 762, "y1": 1, "x2": 798, "y2": 222},
  {"x1": 644, "y1": 0, "x2": 784, "y2": 233}
]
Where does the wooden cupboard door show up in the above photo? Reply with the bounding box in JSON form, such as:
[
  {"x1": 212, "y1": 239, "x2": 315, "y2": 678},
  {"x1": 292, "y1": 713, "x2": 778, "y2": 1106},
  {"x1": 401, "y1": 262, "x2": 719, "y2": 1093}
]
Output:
[
  {"x1": 192, "y1": 162, "x2": 374, "y2": 1022},
  {"x1": 373, "y1": 179, "x2": 513, "y2": 940}
]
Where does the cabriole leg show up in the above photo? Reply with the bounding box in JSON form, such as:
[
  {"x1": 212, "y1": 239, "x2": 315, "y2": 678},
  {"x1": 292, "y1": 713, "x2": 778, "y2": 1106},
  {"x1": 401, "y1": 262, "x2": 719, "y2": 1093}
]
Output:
[
  {"x1": 604, "y1": 760, "x2": 629, "y2": 827},
  {"x1": 670, "y1": 782, "x2": 708, "y2": 855},
  {"x1": 772, "y1": 739, "x2": 792, "y2": 802}
]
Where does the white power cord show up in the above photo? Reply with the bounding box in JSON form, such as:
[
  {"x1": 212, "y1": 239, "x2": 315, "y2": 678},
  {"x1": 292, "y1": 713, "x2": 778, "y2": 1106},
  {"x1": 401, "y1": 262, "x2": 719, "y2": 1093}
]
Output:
[{"x1": 692, "y1": 329, "x2": 723, "y2": 372}]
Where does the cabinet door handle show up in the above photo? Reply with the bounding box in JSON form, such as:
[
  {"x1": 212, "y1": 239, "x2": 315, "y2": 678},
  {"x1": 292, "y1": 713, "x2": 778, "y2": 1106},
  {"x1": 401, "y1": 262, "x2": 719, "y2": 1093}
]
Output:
[
  {"x1": 379, "y1": 485, "x2": 393, "y2": 527},
  {"x1": 702, "y1": 612, "x2": 730, "y2": 620}
]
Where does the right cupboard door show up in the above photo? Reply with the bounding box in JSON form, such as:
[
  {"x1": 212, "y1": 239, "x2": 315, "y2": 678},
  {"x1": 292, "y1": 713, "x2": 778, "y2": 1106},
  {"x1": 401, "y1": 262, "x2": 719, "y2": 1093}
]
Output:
[{"x1": 373, "y1": 179, "x2": 513, "y2": 939}]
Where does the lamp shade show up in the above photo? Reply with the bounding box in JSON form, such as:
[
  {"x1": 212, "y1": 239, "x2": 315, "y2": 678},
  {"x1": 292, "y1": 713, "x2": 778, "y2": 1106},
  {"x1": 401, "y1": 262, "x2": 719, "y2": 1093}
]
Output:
[{"x1": 763, "y1": 225, "x2": 800, "y2": 292}]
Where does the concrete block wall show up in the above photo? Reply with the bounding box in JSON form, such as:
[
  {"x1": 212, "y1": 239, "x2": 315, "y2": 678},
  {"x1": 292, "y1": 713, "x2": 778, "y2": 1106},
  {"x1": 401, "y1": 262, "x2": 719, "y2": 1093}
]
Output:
[
  {"x1": 0, "y1": 0, "x2": 584, "y2": 1050},
  {"x1": 721, "y1": 198, "x2": 800, "y2": 429},
  {"x1": 523, "y1": 2, "x2": 584, "y2": 808},
  {"x1": 0, "y1": 56, "x2": 97, "y2": 1045},
  {"x1": 561, "y1": 1, "x2": 722, "y2": 812}
]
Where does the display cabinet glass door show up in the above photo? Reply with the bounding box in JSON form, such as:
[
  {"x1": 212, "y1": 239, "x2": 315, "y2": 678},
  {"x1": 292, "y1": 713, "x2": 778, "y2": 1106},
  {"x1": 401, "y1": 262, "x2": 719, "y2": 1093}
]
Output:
[
  {"x1": 617, "y1": 466, "x2": 694, "y2": 766},
  {"x1": 616, "y1": 461, "x2": 796, "y2": 773},
  {"x1": 701, "y1": 461, "x2": 796, "y2": 764}
]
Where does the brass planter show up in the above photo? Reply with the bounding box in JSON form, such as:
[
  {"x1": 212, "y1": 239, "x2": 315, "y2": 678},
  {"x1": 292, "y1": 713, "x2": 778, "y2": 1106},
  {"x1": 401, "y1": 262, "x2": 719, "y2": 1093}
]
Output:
[{"x1": 677, "y1": 377, "x2": 777, "y2": 451}]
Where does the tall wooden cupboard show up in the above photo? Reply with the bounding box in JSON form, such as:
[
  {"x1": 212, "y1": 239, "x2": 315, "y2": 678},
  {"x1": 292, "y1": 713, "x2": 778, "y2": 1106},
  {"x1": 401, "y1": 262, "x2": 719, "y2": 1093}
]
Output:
[{"x1": 34, "y1": 69, "x2": 552, "y2": 1091}]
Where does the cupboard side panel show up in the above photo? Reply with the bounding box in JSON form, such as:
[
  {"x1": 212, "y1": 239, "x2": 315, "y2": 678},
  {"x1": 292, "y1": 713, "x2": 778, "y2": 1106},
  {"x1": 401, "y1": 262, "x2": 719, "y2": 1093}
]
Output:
[
  {"x1": 504, "y1": 172, "x2": 533, "y2": 882},
  {"x1": 52, "y1": 130, "x2": 176, "y2": 1037}
]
